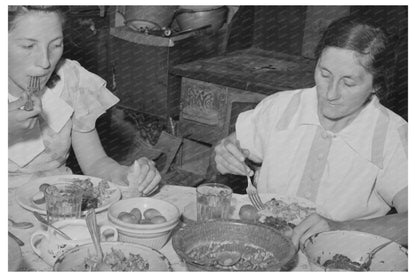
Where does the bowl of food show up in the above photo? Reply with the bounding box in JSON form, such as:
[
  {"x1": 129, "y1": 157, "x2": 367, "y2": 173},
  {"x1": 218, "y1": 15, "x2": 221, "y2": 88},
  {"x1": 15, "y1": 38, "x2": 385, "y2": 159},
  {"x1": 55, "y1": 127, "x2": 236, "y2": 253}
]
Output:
[
  {"x1": 53, "y1": 241, "x2": 172, "y2": 271},
  {"x1": 302, "y1": 231, "x2": 408, "y2": 271},
  {"x1": 107, "y1": 197, "x2": 181, "y2": 249},
  {"x1": 172, "y1": 219, "x2": 296, "y2": 271}
]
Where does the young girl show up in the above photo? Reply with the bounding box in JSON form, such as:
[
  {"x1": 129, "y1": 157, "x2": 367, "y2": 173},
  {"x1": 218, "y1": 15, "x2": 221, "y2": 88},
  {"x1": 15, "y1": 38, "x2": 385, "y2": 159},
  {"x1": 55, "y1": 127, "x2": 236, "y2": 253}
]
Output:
[{"x1": 8, "y1": 6, "x2": 160, "y2": 195}]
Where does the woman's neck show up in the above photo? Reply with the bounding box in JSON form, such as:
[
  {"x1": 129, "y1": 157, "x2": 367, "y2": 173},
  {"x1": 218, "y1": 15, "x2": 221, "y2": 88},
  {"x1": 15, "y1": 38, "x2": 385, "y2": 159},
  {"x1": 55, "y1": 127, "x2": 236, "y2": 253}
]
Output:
[{"x1": 319, "y1": 112, "x2": 359, "y2": 133}]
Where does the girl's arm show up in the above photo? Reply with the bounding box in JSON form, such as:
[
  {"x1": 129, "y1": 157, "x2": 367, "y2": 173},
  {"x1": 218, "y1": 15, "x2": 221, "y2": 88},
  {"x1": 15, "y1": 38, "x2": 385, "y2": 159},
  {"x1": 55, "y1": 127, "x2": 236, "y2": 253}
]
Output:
[{"x1": 71, "y1": 128, "x2": 160, "y2": 195}]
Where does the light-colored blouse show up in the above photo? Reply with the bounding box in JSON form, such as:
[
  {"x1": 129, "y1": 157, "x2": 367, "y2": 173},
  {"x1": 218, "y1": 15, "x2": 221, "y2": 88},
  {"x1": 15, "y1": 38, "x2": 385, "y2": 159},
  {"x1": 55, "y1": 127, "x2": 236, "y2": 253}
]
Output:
[
  {"x1": 8, "y1": 59, "x2": 119, "y2": 187},
  {"x1": 236, "y1": 87, "x2": 407, "y2": 221}
]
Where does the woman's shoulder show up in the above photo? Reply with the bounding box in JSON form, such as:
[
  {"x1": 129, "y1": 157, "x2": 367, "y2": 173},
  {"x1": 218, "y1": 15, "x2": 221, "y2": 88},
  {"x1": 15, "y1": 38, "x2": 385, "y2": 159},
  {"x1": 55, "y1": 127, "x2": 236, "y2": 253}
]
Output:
[{"x1": 375, "y1": 101, "x2": 407, "y2": 128}]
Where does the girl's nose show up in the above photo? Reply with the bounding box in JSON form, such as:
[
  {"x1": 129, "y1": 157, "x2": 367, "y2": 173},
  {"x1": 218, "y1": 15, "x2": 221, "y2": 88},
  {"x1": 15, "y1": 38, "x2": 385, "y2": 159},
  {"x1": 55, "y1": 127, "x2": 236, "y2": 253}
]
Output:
[{"x1": 35, "y1": 47, "x2": 51, "y2": 69}]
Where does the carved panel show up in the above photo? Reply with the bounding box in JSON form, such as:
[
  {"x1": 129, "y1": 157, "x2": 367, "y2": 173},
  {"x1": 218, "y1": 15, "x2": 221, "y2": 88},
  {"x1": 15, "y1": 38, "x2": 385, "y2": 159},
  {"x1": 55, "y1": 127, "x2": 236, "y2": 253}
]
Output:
[{"x1": 181, "y1": 79, "x2": 228, "y2": 126}]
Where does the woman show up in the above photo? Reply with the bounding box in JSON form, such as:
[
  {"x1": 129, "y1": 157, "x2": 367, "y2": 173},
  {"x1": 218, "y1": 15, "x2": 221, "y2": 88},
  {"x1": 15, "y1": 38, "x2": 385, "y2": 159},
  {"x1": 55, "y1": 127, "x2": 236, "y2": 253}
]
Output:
[
  {"x1": 8, "y1": 6, "x2": 161, "y2": 195},
  {"x1": 214, "y1": 16, "x2": 407, "y2": 247}
]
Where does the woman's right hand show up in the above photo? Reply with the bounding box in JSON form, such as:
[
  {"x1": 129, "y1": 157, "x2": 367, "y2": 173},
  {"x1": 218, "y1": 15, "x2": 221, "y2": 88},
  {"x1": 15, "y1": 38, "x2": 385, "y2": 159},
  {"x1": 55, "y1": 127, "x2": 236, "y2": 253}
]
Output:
[
  {"x1": 214, "y1": 132, "x2": 254, "y2": 176},
  {"x1": 8, "y1": 93, "x2": 42, "y2": 139}
]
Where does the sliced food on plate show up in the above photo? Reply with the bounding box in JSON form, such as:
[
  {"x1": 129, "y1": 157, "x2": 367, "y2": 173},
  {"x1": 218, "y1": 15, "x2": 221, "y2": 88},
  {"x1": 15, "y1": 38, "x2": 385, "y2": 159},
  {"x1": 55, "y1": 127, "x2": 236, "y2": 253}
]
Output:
[
  {"x1": 15, "y1": 175, "x2": 121, "y2": 215},
  {"x1": 236, "y1": 195, "x2": 316, "y2": 235}
]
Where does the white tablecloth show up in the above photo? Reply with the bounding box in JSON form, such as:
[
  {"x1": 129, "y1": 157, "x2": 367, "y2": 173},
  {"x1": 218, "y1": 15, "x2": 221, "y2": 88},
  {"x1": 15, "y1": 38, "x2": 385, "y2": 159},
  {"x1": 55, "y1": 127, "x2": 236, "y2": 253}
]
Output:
[{"x1": 8, "y1": 183, "x2": 310, "y2": 271}]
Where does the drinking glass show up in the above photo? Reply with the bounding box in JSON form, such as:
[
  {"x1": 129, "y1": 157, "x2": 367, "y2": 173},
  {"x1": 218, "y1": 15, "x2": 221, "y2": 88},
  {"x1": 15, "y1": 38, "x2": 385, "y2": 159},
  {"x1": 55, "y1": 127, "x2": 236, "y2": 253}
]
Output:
[
  {"x1": 45, "y1": 183, "x2": 83, "y2": 223},
  {"x1": 196, "y1": 183, "x2": 232, "y2": 221}
]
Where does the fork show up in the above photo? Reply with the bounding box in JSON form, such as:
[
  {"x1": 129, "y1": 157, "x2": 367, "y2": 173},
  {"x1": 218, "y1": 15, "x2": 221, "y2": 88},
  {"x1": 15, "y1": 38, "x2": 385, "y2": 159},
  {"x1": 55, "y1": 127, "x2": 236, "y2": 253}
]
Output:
[
  {"x1": 359, "y1": 240, "x2": 395, "y2": 270},
  {"x1": 246, "y1": 171, "x2": 265, "y2": 211},
  {"x1": 23, "y1": 76, "x2": 40, "y2": 111}
]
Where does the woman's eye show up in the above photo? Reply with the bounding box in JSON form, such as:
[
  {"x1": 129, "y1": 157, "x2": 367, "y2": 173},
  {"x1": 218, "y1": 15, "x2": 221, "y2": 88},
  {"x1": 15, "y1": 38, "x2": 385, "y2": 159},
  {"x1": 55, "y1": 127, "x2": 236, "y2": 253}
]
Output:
[
  {"x1": 343, "y1": 80, "x2": 356, "y2": 87},
  {"x1": 321, "y1": 71, "x2": 330, "y2": 78}
]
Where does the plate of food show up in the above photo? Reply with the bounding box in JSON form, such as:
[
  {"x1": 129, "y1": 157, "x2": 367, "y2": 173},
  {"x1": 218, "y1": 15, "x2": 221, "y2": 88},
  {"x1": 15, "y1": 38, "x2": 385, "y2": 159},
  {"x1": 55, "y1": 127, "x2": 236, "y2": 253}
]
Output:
[
  {"x1": 232, "y1": 194, "x2": 317, "y2": 235},
  {"x1": 54, "y1": 241, "x2": 173, "y2": 271},
  {"x1": 15, "y1": 175, "x2": 121, "y2": 215}
]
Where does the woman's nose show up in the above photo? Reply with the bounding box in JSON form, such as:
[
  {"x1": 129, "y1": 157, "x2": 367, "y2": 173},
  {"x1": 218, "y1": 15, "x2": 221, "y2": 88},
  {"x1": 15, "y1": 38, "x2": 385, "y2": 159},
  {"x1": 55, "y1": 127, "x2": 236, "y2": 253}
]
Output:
[
  {"x1": 326, "y1": 80, "x2": 341, "y2": 101},
  {"x1": 35, "y1": 47, "x2": 51, "y2": 69}
]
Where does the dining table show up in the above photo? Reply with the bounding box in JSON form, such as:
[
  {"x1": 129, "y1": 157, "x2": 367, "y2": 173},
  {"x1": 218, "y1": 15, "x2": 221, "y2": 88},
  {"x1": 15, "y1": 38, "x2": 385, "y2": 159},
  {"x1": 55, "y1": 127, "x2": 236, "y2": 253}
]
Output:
[{"x1": 8, "y1": 179, "x2": 312, "y2": 271}]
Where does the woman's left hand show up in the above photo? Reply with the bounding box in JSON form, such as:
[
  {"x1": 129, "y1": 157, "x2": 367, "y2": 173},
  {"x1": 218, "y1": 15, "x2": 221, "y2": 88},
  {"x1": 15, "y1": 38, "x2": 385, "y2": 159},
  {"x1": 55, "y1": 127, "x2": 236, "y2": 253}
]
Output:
[
  {"x1": 291, "y1": 213, "x2": 341, "y2": 249},
  {"x1": 126, "y1": 157, "x2": 161, "y2": 196}
]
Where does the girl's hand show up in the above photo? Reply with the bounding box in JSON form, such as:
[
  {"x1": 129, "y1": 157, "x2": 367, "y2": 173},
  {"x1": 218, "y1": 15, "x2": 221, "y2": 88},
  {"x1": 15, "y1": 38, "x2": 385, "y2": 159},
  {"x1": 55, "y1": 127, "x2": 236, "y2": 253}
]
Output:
[
  {"x1": 126, "y1": 157, "x2": 161, "y2": 196},
  {"x1": 8, "y1": 94, "x2": 42, "y2": 141},
  {"x1": 214, "y1": 133, "x2": 253, "y2": 176}
]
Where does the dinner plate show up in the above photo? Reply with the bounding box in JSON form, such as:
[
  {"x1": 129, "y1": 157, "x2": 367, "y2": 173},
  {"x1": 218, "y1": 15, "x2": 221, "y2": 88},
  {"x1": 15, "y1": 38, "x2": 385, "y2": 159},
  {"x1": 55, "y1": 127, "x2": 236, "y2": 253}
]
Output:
[
  {"x1": 53, "y1": 241, "x2": 173, "y2": 271},
  {"x1": 15, "y1": 175, "x2": 121, "y2": 215},
  {"x1": 182, "y1": 194, "x2": 317, "y2": 225},
  {"x1": 231, "y1": 194, "x2": 317, "y2": 225},
  {"x1": 8, "y1": 237, "x2": 22, "y2": 271}
]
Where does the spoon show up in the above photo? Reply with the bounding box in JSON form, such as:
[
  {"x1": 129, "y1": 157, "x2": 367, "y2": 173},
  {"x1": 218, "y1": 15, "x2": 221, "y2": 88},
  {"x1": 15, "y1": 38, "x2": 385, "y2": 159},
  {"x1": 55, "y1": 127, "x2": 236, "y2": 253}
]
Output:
[
  {"x1": 33, "y1": 211, "x2": 72, "y2": 240},
  {"x1": 359, "y1": 240, "x2": 395, "y2": 270},
  {"x1": 8, "y1": 218, "x2": 34, "y2": 229},
  {"x1": 86, "y1": 209, "x2": 110, "y2": 271}
]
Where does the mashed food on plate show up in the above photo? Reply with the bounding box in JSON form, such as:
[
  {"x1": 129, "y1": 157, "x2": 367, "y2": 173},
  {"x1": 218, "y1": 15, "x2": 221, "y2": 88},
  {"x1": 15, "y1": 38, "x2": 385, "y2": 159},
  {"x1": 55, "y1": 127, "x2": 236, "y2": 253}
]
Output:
[
  {"x1": 82, "y1": 248, "x2": 149, "y2": 271},
  {"x1": 256, "y1": 198, "x2": 315, "y2": 233}
]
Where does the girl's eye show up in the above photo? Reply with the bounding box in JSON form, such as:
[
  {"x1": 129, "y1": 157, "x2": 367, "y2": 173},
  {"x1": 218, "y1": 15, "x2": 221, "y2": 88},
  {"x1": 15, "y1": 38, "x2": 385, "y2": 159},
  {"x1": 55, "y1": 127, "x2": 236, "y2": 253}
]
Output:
[
  {"x1": 21, "y1": 44, "x2": 34, "y2": 49},
  {"x1": 50, "y1": 41, "x2": 63, "y2": 49}
]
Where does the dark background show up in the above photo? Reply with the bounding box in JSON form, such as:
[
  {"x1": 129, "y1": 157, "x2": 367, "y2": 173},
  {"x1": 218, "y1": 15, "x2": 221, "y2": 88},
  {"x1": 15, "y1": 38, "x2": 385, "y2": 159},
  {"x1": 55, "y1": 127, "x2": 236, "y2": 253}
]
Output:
[{"x1": 63, "y1": 6, "x2": 408, "y2": 188}]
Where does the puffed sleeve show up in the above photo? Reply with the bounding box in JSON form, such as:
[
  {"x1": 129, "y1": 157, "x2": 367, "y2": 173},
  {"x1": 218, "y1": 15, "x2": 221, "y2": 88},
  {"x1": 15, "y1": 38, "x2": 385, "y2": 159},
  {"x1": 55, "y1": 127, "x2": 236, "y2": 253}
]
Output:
[{"x1": 69, "y1": 61, "x2": 119, "y2": 132}]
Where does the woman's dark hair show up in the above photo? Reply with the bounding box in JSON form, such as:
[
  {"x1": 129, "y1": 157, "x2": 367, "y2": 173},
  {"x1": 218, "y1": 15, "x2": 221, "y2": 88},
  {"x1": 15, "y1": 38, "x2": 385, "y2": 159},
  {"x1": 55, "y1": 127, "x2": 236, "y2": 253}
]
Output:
[
  {"x1": 8, "y1": 6, "x2": 70, "y2": 89},
  {"x1": 315, "y1": 15, "x2": 396, "y2": 100}
]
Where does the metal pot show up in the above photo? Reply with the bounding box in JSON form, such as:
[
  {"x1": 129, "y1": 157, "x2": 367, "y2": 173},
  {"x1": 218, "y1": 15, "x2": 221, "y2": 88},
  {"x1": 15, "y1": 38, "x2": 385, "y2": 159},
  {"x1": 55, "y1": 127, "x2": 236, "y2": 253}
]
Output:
[
  {"x1": 174, "y1": 6, "x2": 228, "y2": 33},
  {"x1": 121, "y1": 6, "x2": 178, "y2": 31}
]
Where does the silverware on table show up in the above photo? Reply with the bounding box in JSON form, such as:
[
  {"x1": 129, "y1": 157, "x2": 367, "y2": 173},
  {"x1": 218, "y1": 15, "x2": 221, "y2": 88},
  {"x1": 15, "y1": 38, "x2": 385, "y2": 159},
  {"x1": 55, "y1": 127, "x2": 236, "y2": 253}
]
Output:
[
  {"x1": 359, "y1": 240, "x2": 395, "y2": 270},
  {"x1": 32, "y1": 211, "x2": 72, "y2": 240},
  {"x1": 8, "y1": 218, "x2": 34, "y2": 229},
  {"x1": 8, "y1": 231, "x2": 24, "y2": 246},
  {"x1": 86, "y1": 209, "x2": 110, "y2": 271}
]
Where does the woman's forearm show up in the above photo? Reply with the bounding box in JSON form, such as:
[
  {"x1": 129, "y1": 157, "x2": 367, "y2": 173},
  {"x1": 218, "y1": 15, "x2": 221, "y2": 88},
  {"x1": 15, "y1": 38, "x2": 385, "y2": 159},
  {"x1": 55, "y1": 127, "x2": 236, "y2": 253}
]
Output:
[{"x1": 334, "y1": 212, "x2": 408, "y2": 246}]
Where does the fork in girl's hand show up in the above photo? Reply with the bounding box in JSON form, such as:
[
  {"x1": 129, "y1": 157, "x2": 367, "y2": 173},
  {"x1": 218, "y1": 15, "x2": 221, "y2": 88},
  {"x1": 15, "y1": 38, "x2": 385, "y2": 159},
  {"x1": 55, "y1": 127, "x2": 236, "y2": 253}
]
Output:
[{"x1": 23, "y1": 76, "x2": 40, "y2": 111}]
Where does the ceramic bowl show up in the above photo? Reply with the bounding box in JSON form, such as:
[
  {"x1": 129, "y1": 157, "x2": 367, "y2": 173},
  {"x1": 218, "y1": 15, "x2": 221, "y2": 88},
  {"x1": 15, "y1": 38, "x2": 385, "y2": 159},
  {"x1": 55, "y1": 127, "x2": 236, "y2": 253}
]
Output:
[
  {"x1": 302, "y1": 231, "x2": 408, "y2": 271},
  {"x1": 107, "y1": 197, "x2": 181, "y2": 249},
  {"x1": 172, "y1": 219, "x2": 296, "y2": 271},
  {"x1": 53, "y1": 241, "x2": 172, "y2": 271}
]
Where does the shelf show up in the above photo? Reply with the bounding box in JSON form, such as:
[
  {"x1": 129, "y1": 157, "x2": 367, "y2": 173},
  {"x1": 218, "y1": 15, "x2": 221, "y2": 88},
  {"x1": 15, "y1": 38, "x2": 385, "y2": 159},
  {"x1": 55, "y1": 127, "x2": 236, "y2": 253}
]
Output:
[{"x1": 110, "y1": 26, "x2": 193, "y2": 47}]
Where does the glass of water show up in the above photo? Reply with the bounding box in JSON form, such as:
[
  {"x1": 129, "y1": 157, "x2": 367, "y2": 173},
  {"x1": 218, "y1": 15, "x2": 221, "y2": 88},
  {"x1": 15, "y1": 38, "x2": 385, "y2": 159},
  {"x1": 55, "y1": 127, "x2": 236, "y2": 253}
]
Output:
[
  {"x1": 45, "y1": 183, "x2": 83, "y2": 224},
  {"x1": 196, "y1": 183, "x2": 232, "y2": 222}
]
